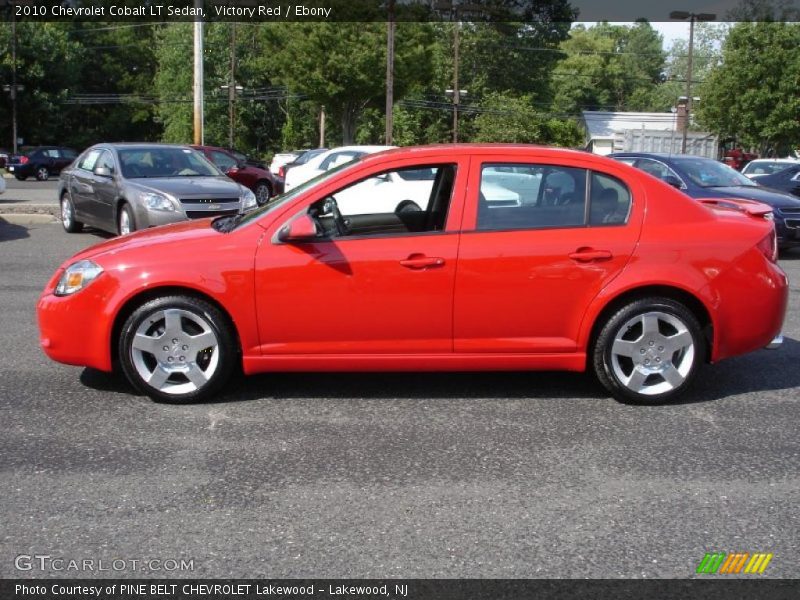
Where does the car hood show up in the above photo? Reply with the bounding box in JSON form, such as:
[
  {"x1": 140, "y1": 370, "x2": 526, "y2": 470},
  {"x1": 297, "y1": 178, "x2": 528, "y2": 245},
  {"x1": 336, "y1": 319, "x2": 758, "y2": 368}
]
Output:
[
  {"x1": 700, "y1": 185, "x2": 800, "y2": 209},
  {"x1": 126, "y1": 176, "x2": 243, "y2": 198},
  {"x1": 69, "y1": 218, "x2": 223, "y2": 264}
]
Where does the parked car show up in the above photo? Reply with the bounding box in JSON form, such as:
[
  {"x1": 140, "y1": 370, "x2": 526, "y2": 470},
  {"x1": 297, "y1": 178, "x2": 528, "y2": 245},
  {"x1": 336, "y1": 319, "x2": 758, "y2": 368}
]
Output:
[
  {"x1": 0, "y1": 148, "x2": 10, "y2": 169},
  {"x1": 610, "y1": 152, "x2": 800, "y2": 249},
  {"x1": 57, "y1": 143, "x2": 257, "y2": 236},
  {"x1": 279, "y1": 147, "x2": 328, "y2": 179},
  {"x1": 38, "y1": 145, "x2": 786, "y2": 405},
  {"x1": 192, "y1": 145, "x2": 284, "y2": 206},
  {"x1": 0, "y1": 172, "x2": 5, "y2": 195},
  {"x1": 741, "y1": 158, "x2": 799, "y2": 179},
  {"x1": 269, "y1": 150, "x2": 305, "y2": 175},
  {"x1": 284, "y1": 145, "x2": 394, "y2": 191},
  {"x1": 749, "y1": 163, "x2": 800, "y2": 199},
  {"x1": 6, "y1": 146, "x2": 78, "y2": 181}
]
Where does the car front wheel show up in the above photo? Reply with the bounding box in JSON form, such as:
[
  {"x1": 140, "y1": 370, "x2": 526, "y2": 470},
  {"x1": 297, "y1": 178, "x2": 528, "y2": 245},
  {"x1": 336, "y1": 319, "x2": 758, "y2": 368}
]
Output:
[
  {"x1": 254, "y1": 181, "x2": 272, "y2": 206},
  {"x1": 117, "y1": 203, "x2": 135, "y2": 236},
  {"x1": 592, "y1": 297, "x2": 705, "y2": 404},
  {"x1": 60, "y1": 192, "x2": 83, "y2": 233},
  {"x1": 118, "y1": 295, "x2": 237, "y2": 403}
]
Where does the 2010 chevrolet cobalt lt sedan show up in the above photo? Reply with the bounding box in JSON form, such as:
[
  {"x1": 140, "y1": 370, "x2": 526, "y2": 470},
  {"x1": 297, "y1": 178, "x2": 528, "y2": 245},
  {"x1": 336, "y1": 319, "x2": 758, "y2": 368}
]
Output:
[{"x1": 38, "y1": 145, "x2": 788, "y2": 404}]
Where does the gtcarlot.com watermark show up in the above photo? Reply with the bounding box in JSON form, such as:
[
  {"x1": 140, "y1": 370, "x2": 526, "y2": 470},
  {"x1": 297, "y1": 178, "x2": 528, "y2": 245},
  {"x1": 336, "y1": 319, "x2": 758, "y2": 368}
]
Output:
[{"x1": 14, "y1": 554, "x2": 195, "y2": 573}]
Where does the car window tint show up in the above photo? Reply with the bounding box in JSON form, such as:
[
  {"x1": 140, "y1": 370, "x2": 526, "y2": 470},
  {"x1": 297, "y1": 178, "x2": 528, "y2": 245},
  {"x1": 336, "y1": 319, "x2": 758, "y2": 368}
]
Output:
[
  {"x1": 477, "y1": 164, "x2": 586, "y2": 231},
  {"x1": 210, "y1": 150, "x2": 238, "y2": 171},
  {"x1": 589, "y1": 172, "x2": 631, "y2": 226},
  {"x1": 97, "y1": 151, "x2": 116, "y2": 173},
  {"x1": 78, "y1": 150, "x2": 102, "y2": 172},
  {"x1": 307, "y1": 164, "x2": 457, "y2": 238},
  {"x1": 62, "y1": 149, "x2": 77, "y2": 159}
]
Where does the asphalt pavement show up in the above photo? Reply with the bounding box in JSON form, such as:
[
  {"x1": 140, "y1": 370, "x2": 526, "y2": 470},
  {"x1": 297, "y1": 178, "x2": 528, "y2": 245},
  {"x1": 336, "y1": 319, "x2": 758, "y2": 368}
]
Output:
[{"x1": 1, "y1": 220, "x2": 799, "y2": 579}]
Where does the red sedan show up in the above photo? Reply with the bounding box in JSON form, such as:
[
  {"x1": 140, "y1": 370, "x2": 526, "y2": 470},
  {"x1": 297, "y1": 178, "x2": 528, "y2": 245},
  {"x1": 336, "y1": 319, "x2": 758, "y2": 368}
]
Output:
[
  {"x1": 192, "y1": 145, "x2": 283, "y2": 206},
  {"x1": 37, "y1": 145, "x2": 787, "y2": 404}
]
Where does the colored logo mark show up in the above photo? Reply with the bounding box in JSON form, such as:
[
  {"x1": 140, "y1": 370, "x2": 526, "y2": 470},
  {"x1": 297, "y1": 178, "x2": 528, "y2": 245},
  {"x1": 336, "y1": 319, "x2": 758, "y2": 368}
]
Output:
[{"x1": 696, "y1": 552, "x2": 773, "y2": 574}]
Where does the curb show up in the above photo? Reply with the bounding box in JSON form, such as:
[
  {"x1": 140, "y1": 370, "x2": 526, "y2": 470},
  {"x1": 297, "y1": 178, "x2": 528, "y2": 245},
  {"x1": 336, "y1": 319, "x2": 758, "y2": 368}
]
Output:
[
  {"x1": 0, "y1": 204, "x2": 60, "y2": 221},
  {"x1": 0, "y1": 213, "x2": 57, "y2": 225}
]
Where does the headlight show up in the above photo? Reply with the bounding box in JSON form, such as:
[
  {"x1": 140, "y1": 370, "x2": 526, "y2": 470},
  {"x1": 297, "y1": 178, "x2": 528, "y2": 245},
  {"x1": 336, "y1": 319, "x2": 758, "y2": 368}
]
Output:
[
  {"x1": 240, "y1": 187, "x2": 257, "y2": 211},
  {"x1": 54, "y1": 260, "x2": 104, "y2": 296},
  {"x1": 141, "y1": 191, "x2": 175, "y2": 212}
]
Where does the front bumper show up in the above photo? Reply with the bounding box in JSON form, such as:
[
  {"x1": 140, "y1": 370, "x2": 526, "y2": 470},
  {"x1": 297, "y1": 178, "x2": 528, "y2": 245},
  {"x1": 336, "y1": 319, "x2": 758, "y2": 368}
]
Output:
[{"x1": 37, "y1": 273, "x2": 117, "y2": 372}]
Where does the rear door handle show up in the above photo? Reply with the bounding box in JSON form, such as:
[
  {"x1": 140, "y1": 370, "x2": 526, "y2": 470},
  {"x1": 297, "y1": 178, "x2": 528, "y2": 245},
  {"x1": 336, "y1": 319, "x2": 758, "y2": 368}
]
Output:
[
  {"x1": 568, "y1": 249, "x2": 613, "y2": 262},
  {"x1": 400, "y1": 255, "x2": 446, "y2": 269}
]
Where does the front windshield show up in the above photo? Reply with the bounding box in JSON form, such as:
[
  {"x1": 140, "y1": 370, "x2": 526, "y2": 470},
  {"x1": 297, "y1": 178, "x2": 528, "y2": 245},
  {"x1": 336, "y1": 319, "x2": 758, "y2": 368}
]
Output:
[
  {"x1": 232, "y1": 155, "x2": 365, "y2": 229},
  {"x1": 674, "y1": 157, "x2": 755, "y2": 188},
  {"x1": 118, "y1": 147, "x2": 222, "y2": 179}
]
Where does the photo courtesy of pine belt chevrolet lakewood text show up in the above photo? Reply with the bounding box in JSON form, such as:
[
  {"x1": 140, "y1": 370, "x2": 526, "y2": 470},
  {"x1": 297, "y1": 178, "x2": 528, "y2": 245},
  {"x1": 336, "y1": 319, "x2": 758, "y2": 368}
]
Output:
[{"x1": 37, "y1": 145, "x2": 788, "y2": 405}]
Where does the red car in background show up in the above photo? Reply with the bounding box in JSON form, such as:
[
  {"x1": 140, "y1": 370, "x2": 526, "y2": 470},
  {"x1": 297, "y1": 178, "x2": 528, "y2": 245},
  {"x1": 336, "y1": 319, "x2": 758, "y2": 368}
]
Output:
[
  {"x1": 192, "y1": 145, "x2": 283, "y2": 206},
  {"x1": 37, "y1": 145, "x2": 786, "y2": 405}
]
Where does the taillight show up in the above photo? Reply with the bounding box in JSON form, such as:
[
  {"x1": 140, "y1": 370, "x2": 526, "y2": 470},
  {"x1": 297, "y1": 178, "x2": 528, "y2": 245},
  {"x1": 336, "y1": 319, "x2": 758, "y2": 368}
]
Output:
[
  {"x1": 757, "y1": 227, "x2": 778, "y2": 262},
  {"x1": 278, "y1": 165, "x2": 286, "y2": 178},
  {"x1": 20, "y1": 156, "x2": 29, "y2": 164}
]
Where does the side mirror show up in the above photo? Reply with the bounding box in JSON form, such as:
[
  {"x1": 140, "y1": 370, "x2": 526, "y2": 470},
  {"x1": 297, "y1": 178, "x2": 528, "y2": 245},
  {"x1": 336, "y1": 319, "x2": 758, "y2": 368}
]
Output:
[
  {"x1": 277, "y1": 214, "x2": 320, "y2": 243},
  {"x1": 662, "y1": 174, "x2": 683, "y2": 189},
  {"x1": 94, "y1": 166, "x2": 113, "y2": 178}
]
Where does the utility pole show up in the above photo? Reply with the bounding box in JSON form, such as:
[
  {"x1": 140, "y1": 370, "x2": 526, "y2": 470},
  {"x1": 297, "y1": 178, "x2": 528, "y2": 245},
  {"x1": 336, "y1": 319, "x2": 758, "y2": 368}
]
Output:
[
  {"x1": 228, "y1": 23, "x2": 236, "y2": 148},
  {"x1": 11, "y1": 2, "x2": 19, "y2": 154},
  {"x1": 452, "y1": 21, "x2": 460, "y2": 143},
  {"x1": 385, "y1": 0, "x2": 395, "y2": 145},
  {"x1": 319, "y1": 106, "x2": 326, "y2": 148},
  {"x1": 670, "y1": 11, "x2": 716, "y2": 153},
  {"x1": 192, "y1": 0, "x2": 204, "y2": 145}
]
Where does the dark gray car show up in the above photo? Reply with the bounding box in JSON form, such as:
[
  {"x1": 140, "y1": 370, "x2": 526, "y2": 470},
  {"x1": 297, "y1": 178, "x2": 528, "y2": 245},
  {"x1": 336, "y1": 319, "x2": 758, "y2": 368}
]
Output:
[{"x1": 58, "y1": 143, "x2": 257, "y2": 235}]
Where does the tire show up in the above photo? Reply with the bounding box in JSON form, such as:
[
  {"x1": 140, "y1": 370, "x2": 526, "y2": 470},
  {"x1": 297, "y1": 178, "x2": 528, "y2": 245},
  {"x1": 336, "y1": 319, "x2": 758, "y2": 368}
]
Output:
[
  {"x1": 254, "y1": 181, "x2": 272, "y2": 206},
  {"x1": 14, "y1": 174, "x2": 26, "y2": 181},
  {"x1": 592, "y1": 297, "x2": 705, "y2": 404},
  {"x1": 60, "y1": 192, "x2": 83, "y2": 233},
  {"x1": 117, "y1": 203, "x2": 135, "y2": 236},
  {"x1": 35, "y1": 166, "x2": 49, "y2": 181},
  {"x1": 118, "y1": 295, "x2": 237, "y2": 403}
]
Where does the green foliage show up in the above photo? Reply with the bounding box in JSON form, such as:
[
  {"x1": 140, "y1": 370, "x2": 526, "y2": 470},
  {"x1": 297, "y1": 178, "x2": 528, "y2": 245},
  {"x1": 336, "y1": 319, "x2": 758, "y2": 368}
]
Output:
[
  {"x1": 551, "y1": 21, "x2": 666, "y2": 114},
  {"x1": 473, "y1": 92, "x2": 582, "y2": 147},
  {"x1": 697, "y1": 22, "x2": 800, "y2": 154}
]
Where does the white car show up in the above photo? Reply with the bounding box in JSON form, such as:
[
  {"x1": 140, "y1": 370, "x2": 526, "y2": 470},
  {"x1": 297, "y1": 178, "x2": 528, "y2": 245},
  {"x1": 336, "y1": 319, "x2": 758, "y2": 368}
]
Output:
[
  {"x1": 284, "y1": 145, "x2": 395, "y2": 191},
  {"x1": 742, "y1": 158, "x2": 799, "y2": 179},
  {"x1": 269, "y1": 151, "x2": 304, "y2": 175},
  {"x1": 0, "y1": 174, "x2": 6, "y2": 195},
  {"x1": 332, "y1": 167, "x2": 520, "y2": 216}
]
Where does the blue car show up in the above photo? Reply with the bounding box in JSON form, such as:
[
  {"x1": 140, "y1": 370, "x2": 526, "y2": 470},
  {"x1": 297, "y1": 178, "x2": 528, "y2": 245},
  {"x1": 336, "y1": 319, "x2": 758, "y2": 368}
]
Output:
[{"x1": 610, "y1": 152, "x2": 800, "y2": 249}]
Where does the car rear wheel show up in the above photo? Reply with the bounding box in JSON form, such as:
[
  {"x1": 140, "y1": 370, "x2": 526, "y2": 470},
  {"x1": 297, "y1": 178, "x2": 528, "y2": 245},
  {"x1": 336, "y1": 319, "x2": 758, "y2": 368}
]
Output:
[
  {"x1": 254, "y1": 181, "x2": 272, "y2": 206},
  {"x1": 118, "y1": 295, "x2": 237, "y2": 403},
  {"x1": 35, "y1": 166, "x2": 49, "y2": 181},
  {"x1": 60, "y1": 192, "x2": 83, "y2": 233},
  {"x1": 592, "y1": 297, "x2": 705, "y2": 404},
  {"x1": 117, "y1": 203, "x2": 135, "y2": 236}
]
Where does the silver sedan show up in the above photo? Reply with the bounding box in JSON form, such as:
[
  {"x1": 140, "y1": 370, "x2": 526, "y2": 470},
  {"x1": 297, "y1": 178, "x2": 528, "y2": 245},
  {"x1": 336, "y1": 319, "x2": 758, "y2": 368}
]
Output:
[{"x1": 58, "y1": 143, "x2": 257, "y2": 235}]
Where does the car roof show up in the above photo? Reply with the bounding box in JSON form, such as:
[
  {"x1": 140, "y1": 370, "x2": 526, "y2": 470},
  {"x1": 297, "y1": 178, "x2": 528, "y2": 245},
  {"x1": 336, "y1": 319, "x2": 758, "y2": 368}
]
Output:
[{"x1": 100, "y1": 143, "x2": 195, "y2": 151}]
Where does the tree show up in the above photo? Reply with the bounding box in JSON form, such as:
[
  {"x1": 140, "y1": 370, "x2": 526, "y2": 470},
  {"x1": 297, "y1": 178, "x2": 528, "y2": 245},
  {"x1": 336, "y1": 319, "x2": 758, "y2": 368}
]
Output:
[
  {"x1": 0, "y1": 23, "x2": 84, "y2": 148},
  {"x1": 697, "y1": 22, "x2": 800, "y2": 155},
  {"x1": 550, "y1": 22, "x2": 666, "y2": 114},
  {"x1": 473, "y1": 92, "x2": 582, "y2": 146},
  {"x1": 266, "y1": 22, "x2": 435, "y2": 145}
]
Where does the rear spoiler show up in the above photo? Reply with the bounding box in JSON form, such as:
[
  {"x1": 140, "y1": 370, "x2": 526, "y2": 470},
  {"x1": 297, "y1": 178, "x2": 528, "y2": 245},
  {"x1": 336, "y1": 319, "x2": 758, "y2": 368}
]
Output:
[{"x1": 697, "y1": 197, "x2": 773, "y2": 219}]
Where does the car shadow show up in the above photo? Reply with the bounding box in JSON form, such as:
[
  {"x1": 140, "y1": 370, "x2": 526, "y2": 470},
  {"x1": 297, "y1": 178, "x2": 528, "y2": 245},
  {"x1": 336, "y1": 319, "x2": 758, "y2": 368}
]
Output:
[
  {"x1": 779, "y1": 247, "x2": 800, "y2": 260},
  {"x1": 79, "y1": 337, "x2": 800, "y2": 407},
  {"x1": 0, "y1": 217, "x2": 31, "y2": 242}
]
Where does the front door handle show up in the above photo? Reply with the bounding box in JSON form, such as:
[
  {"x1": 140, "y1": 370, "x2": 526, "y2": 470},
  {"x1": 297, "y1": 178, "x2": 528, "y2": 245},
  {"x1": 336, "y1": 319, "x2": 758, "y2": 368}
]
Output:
[
  {"x1": 400, "y1": 254, "x2": 446, "y2": 269},
  {"x1": 568, "y1": 248, "x2": 613, "y2": 262}
]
